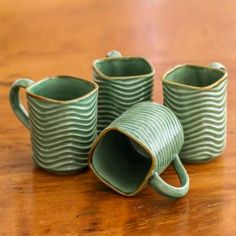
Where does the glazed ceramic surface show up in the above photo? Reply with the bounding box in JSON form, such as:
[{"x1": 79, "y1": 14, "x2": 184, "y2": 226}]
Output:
[
  {"x1": 93, "y1": 50, "x2": 155, "y2": 133},
  {"x1": 89, "y1": 102, "x2": 189, "y2": 198},
  {"x1": 162, "y1": 62, "x2": 227, "y2": 163},
  {"x1": 9, "y1": 76, "x2": 98, "y2": 174}
]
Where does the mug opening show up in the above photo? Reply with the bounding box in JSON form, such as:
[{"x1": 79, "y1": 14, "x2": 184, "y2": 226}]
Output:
[
  {"x1": 163, "y1": 65, "x2": 225, "y2": 88},
  {"x1": 91, "y1": 130, "x2": 153, "y2": 194},
  {"x1": 94, "y1": 57, "x2": 154, "y2": 78},
  {"x1": 27, "y1": 76, "x2": 97, "y2": 102}
]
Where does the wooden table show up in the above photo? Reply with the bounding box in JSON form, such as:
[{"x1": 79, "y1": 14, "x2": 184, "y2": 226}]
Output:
[{"x1": 1, "y1": 0, "x2": 235, "y2": 235}]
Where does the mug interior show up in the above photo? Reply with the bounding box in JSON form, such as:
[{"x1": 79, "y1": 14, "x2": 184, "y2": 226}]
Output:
[
  {"x1": 91, "y1": 130, "x2": 152, "y2": 194},
  {"x1": 94, "y1": 58, "x2": 153, "y2": 78},
  {"x1": 28, "y1": 76, "x2": 96, "y2": 101},
  {"x1": 164, "y1": 65, "x2": 225, "y2": 87}
]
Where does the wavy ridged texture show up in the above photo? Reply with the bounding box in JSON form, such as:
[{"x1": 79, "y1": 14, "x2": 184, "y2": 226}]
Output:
[
  {"x1": 94, "y1": 75, "x2": 153, "y2": 133},
  {"x1": 27, "y1": 92, "x2": 97, "y2": 173},
  {"x1": 108, "y1": 102, "x2": 184, "y2": 173},
  {"x1": 163, "y1": 77, "x2": 227, "y2": 162}
]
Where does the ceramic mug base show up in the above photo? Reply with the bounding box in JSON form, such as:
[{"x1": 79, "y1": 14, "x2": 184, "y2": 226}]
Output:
[
  {"x1": 33, "y1": 159, "x2": 88, "y2": 175},
  {"x1": 180, "y1": 154, "x2": 222, "y2": 164}
]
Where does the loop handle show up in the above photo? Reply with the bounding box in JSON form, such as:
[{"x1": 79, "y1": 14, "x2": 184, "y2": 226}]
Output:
[
  {"x1": 9, "y1": 78, "x2": 34, "y2": 129},
  {"x1": 209, "y1": 62, "x2": 227, "y2": 72},
  {"x1": 106, "y1": 50, "x2": 122, "y2": 58},
  {"x1": 150, "y1": 155, "x2": 189, "y2": 198}
]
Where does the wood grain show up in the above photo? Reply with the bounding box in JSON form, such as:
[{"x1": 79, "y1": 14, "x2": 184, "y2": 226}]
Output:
[{"x1": 0, "y1": 0, "x2": 236, "y2": 235}]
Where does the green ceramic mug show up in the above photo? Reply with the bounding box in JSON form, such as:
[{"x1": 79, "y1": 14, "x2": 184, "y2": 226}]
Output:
[
  {"x1": 9, "y1": 76, "x2": 98, "y2": 174},
  {"x1": 88, "y1": 102, "x2": 189, "y2": 198},
  {"x1": 93, "y1": 50, "x2": 155, "y2": 133},
  {"x1": 162, "y1": 62, "x2": 227, "y2": 163}
]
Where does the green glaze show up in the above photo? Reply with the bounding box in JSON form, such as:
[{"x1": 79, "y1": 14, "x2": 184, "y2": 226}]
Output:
[
  {"x1": 93, "y1": 50, "x2": 155, "y2": 133},
  {"x1": 162, "y1": 62, "x2": 227, "y2": 163},
  {"x1": 89, "y1": 102, "x2": 189, "y2": 198},
  {"x1": 9, "y1": 76, "x2": 98, "y2": 174}
]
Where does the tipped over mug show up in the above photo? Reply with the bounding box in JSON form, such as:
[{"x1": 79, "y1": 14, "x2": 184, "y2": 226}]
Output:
[
  {"x1": 162, "y1": 62, "x2": 227, "y2": 163},
  {"x1": 9, "y1": 76, "x2": 98, "y2": 174},
  {"x1": 89, "y1": 102, "x2": 189, "y2": 198},
  {"x1": 93, "y1": 50, "x2": 155, "y2": 133}
]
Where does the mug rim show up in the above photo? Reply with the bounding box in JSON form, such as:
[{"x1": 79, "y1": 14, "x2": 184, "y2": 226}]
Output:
[
  {"x1": 88, "y1": 126, "x2": 156, "y2": 196},
  {"x1": 92, "y1": 56, "x2": 155, "y2": 80},
  {"x1": 162, "y1": 64, "x2": 228, "y2": 90},
  {"x1": 25, "y1": 75, "x2": 98, "y2": 104}
]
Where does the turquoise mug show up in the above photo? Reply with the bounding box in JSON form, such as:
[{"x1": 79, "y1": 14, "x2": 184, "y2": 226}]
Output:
[
  {"x1": 162, "y1": 62, "x2": 227, "y2": 163},
  {"x1": 89, "y1": 102, "x2": 189, "y2": 198},
  {"x1": 93, "y1": 50, "x2": 155, "y2": 133},
  {"x1": 9, "y1": 76, "x2": 98, "y2": 174}
]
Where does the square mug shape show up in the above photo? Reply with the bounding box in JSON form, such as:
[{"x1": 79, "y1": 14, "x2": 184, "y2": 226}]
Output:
[{"x1": 162, "y1": 62, "x2": 227, "y2": 162}]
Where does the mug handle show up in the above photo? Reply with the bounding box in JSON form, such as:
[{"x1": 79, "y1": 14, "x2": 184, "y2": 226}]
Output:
[
  {"x1": 209, "y1": 62, "x2": 227, "y2": 71},
  {"x1": 9, "y1": 78, "x2": 34, "y2": 130},
  {"x1": 106, "y1": 50, "x2": 122, "y2": 58},
  {"x1": 149, "y1": 154, "x2": 189, "y2": 198}
]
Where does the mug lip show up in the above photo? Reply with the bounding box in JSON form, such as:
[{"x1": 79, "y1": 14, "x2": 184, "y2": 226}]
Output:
[
  {"x1": 162, "y1": 64, "x2": 228, "y2": 90},
  {"x1": 88, "y1": 126, "x2": 156, "y2": 196},
  {"x1": 25, "y1": 75, "x2": 98, "y2": 104},
  {"x1": 92, "y1": 56, "x2": 155, "y2": 80}
]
